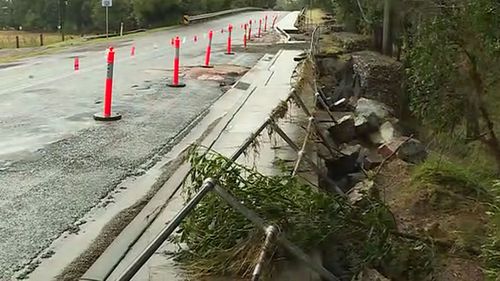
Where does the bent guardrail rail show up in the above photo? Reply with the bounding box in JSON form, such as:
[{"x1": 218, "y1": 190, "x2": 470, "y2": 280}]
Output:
[{"x1": 109, "y1": 90, "x2": 344, "y2": 281}]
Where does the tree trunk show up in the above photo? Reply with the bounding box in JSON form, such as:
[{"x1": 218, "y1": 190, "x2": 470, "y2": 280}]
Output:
[{"x1": 464, "y1": 50, "x2": 500, "y2": 173}]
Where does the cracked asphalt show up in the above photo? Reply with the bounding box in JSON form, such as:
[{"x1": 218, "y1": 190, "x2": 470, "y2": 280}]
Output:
[{"x1": 0, "y1": 11, "x2": 287, "y2": 280}]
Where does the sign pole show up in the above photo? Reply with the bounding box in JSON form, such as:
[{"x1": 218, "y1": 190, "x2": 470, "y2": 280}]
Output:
[{"x1": 106, "y1": 6, "x2": 109, "y2": 38}]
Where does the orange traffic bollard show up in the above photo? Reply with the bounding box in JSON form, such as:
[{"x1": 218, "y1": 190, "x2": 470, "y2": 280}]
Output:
[
  {"x1": 168, "y1": 37, "x2": 186, "y2": 88},
  {"x1": 74, "y1": 56, "x2": 80, "y2": 71},
  {"x1": 248, "y1": 20, "x2": 252, "y2": 41},
  {"x1": 94, "y1": 47, "x2": 122, "y2": 121},
  {"x1": 244, "y1": 24, "x2": 248, "y2": 49},
  {"x1": 203, "y1": 30, "x2": 214, "y2": 68},
  {"x1": 258, "y1": 19, "x2": 262, "y2": 38},
  {"x1": 226, "y1": 24, "x2": 234, "y2": 55}
]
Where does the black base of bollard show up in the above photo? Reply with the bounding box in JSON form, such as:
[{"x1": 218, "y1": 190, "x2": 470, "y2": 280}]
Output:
[
  {"x1": 201, "y1": 65, "x2": 214, "y2": 69},
  {"x1": 93, "y1": 113, "x2": 122, "y2": 121},
  {"x1": 168, "y1": 82, "x2": 186, "y2": 88},
  {"x1": 225, "y1": 52, "x2": 235, "y2": 55}
]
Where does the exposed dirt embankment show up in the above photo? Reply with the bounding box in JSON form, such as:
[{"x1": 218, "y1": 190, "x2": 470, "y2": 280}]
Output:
[{"x1": 307, "y1": 15, "x2": 493, "y2": 281}]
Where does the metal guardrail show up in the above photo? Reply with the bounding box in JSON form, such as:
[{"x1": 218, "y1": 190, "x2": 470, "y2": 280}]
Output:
[
  {"x1": 114, "y1": 93, "x2": 343, "y2": 281},
  {"x1": 184, "y1": 7, "x2": 264, "y2": 25},
  {"x1": 311, "y1": 26, "x2": 321, "y2": 56}
]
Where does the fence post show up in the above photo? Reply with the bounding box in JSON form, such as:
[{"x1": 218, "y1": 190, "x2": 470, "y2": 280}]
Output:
[
  {"x1": 40, "y1": 34, "x2": 44, "y2": 46},
  {"x1": 15, "y1": 36, "x2": 20, "y2": 48}
]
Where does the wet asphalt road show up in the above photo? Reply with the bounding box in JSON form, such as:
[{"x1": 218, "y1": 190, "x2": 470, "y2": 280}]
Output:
[{"x1": 0, "y1": 11, "x2": 288, "y2": 279}]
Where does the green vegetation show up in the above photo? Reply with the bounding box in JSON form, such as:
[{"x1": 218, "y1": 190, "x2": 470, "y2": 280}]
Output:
[
  {"x1": 0, "y1": 31, "x2": 77, "y2": 48},
  {"x1": 411, "y1": 154, "x2": 493, "y2": 200},
  {"x1": 483, "y1": 180, "x2": 500, "y2": 279},
  {"x1": 316, "y1": 0, "x2": 500, "y2": 278},
  {"x1": 0, "y1": 0, "x2": 276, "y2": 34},
  {"x1": 171, "y1": 147, "x2": 441, "y2": 279}
]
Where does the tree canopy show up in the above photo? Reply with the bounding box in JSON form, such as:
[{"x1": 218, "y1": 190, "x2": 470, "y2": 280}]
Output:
[{"x1": 0, "y1": 0, "x2": 277, "y2": 32}]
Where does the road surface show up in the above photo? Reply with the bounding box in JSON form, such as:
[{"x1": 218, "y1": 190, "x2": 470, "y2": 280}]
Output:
[{"x1": 0, "y1": 11, "x2": 287, "y2": 280}]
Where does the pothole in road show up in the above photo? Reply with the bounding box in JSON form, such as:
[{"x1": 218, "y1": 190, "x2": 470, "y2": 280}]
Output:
[{"x1": 183, "y1": 64, "x2": 249, "y2": 82}]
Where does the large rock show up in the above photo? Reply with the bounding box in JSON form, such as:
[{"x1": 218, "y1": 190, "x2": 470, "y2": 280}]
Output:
[
  {"x1": 397, "y1": 138, "x2": 428, "y2": 164},
  {"x1": 325, "y1": 144, "x2": 361, "y2": 180},
  {"x1": 378, "y1": 137, "x2": 427, "y2": 164},
  {"x1": 331, "y1": 32, "x2": 372, "y2": 52},
  {"x1": 355, "y1": 114, "x2": 379, "y2": 136},
  {"x1": 355, "y1": 98, "x2": 394, "y2": 121},
  {"x1": 352, "y1": 51, "x2": 403, "y2": 112},
  {"x1": 354, "y1": 268, "x2": 391, "y2": 281},
  {"x1": 369, "y1": 121, "x2": 402, "y2": 145},
  {"x1": 328, "y1": 115, "x2": 356, "y2": 144},
  {"x1": 363, "y1": 151, "x2": 384, "y2": 170}
]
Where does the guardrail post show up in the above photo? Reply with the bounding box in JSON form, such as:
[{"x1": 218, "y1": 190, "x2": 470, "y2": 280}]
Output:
[
  {"x1": 269, "y1": 120, "x2": 344, "y2": 195},
  {"x1": 212, "y1": 184, "x2": 341, "y2": 281},
  {"x1": 252, "y1": 225, "x2": 278, "y2": 281}
]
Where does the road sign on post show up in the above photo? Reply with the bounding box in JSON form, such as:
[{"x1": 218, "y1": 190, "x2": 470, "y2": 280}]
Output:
[{"x1": 102, "y1": 0, "x2": 112, "y2": 38}]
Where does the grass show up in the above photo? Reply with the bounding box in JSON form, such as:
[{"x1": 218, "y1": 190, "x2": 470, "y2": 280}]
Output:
[
  {"x1": 0, "y1": 25, "x2": 179, "y2": 64},
  {"x1": 0, "y1": 31, "x2": 78, "y2": 48},
  {"x1": 408, "y1": 152, "x2": 500, "y2": 279},
  {"x1": 307, "y1": 8, "x2": 327, "y2": 25},
  {"x1": 411, "y1": 154, "x2": 493, "y2": 200}
]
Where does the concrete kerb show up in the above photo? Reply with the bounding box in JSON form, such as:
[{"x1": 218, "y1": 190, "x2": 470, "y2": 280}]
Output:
[{"x1": 275, "y1": 26, "x2": 292, "y2": 42}]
